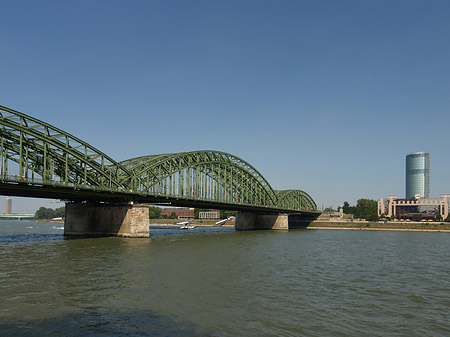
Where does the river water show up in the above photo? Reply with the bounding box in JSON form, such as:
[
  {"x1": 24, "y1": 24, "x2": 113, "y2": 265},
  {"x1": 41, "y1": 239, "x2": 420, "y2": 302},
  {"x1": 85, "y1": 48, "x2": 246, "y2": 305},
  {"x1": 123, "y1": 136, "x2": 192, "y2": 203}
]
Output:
[{"x1": 0, "y1": 220, "x2": 449, "y2": 336}]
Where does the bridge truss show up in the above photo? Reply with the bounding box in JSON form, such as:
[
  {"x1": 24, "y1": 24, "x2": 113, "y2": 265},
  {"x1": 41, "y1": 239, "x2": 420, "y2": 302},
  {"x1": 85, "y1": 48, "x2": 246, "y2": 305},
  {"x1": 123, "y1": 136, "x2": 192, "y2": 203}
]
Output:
[{"x1": 0, "y1": 105, "x2": 317, "y2": 213}]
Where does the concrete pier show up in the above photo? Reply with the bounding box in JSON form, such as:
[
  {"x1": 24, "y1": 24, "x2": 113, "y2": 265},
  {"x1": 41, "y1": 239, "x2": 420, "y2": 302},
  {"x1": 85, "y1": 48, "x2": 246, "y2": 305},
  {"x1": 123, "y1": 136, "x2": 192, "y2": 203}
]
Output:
[
  {"x1": 64, "y1": 202, "x2": 149, "y2": 237},
  {"x1": 235, "y1": 212, "x2": 313, "y2": 230}
]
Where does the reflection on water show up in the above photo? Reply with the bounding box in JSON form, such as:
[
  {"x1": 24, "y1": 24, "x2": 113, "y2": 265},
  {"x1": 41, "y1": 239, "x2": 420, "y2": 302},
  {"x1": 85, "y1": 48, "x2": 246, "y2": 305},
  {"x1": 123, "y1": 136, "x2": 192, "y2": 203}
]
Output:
[{"x1": 0, "y1": 221, "x2": 449, "y2": 336}]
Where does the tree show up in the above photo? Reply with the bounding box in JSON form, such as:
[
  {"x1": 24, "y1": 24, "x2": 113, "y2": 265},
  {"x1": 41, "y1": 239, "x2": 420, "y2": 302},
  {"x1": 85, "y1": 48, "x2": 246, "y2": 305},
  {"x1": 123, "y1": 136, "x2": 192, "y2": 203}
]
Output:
[
  {"x1": 354, "y1": 199, "x2": 378, "y2": 221},
  {"x1": 34, "y1": 207, "x2": 55, "y2": 220},
  {"x1": 54, "y1": 206, "x2": 65, "y2": 218},
  {"x1": 445, "y1": 214, "x2": 450, "y2": 222},
  {"x1": 148, "y1": 206, "x2": 161, "y2": 219},
  {"x1": 220, "y1": 210, "x2": 236, "y2": 219},
  {"x1": 34, "y1": 206, "x2": 66, "y2": 220},
  {"x1": 342, "y1": 201, "x2": 356, "y2": 215},
  {"x1": 169, "y1": 212, "x2": 177, "y2": 219},
  {"x1": 341, "y1": 199, "x2": 378, "y2": 221}
]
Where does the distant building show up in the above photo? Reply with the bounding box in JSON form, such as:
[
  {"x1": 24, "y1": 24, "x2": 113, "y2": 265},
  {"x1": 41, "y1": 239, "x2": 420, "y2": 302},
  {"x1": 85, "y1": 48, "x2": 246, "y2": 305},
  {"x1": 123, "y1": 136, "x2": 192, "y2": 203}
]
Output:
[
  {"x1": 199, "y1": 211, "x2": 220, "y2": 219},
  {"x1": 160, "y1": 207, "x2": 194, "y2": 219},
  {"x1": 5, "y1": 197, "x2": 12, "y2": 214},
  {"x1": 406, "y1": 152, "x2": 430, "y2": 198},
  {"x1": 378, "y1": 152, "x2": 447, "y2": 221},
  {"x1": 378, "y1": 194, "x2": 450, "y2": 221}
]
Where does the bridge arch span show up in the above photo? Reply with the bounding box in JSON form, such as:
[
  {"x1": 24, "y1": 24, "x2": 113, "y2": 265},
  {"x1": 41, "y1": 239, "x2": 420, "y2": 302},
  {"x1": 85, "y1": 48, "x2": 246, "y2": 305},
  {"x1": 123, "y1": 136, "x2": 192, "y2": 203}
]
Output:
[
  {"x1": 275, "y1": 189, "x2": 317, "y2": 211},
  {"x1": 0, "y1": 105, "x2": 130, "y2": 189},
  {"x1": 120, "y1": 151, "x2": 279, "y2": 207}
]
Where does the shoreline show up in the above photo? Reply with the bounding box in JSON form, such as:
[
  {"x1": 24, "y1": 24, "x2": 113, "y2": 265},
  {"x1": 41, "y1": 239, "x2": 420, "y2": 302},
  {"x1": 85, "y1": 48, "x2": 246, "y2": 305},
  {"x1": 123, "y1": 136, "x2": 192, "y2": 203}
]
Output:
[
  {"x1": 308, "y1": 226, "x2": 450, "y2": 232},
  {"x1": 309, "y1": 221, "x2": 450, "y2": 232}
]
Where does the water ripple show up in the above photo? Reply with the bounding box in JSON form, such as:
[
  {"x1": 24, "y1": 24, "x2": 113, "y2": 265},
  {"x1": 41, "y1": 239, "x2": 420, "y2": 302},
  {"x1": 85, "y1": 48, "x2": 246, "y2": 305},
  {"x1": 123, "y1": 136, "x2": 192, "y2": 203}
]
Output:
[{"x1": 0, "y1": 223, "x2": 449, "y2": 336}]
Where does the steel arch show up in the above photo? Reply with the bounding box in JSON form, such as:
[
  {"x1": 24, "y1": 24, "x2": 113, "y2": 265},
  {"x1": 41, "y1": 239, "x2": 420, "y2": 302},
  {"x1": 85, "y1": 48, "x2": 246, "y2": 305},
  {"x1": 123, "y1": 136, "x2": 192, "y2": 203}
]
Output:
[
  {"x1": 0, "y1": 105, "x2": 318, "y2": 212},
  {"x1": 120, "y1": 151, "x2": 279, "y2": 207},
  {"x1": 0, "y1": 105, "x2": 130, "y2": 188},
  {"x1": 275, "y1": 190, "x2": 317, "y2": 211}
]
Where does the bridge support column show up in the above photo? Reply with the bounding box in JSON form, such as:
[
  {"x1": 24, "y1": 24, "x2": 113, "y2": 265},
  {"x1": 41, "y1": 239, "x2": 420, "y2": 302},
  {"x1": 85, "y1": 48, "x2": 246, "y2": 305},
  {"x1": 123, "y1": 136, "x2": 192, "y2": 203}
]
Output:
[
  {"x1": 64, "y1": 202, "x2": 149, "y2": 237},
  {"x1": 235, "y1": 212, "x2": 313, "y2": 230}
]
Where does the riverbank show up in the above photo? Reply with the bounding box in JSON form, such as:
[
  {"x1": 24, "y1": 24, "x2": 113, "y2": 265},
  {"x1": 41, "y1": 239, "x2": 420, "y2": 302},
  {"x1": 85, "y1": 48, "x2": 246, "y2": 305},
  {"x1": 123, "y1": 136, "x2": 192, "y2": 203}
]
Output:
[{"x1": 310, "y1": 221, "x2": 450, "y2": 232}]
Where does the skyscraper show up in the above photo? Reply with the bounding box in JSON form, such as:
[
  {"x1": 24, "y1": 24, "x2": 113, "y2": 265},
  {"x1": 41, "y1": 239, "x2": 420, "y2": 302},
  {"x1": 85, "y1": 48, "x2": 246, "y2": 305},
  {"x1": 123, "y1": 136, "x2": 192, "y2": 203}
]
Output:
[
  {"x1": 5, "y1": 197, "x2": 12, "y2": 214},
  {"x1": 406, "y1": 152, "x2": 430, "y2": 198}
]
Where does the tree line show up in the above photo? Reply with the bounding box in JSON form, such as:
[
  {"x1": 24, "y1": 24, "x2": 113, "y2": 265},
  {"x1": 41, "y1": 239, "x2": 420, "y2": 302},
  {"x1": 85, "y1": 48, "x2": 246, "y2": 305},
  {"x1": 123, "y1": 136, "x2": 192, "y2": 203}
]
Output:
[{"x1": 34, "y1": 206, "x2": 65, "y2": 220}]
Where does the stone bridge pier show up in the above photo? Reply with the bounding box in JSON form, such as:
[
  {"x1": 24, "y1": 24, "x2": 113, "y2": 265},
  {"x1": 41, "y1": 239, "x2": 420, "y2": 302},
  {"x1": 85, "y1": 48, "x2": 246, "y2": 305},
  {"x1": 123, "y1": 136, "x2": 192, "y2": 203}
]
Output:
[
  {"x1": 235, "y1": 212, "x2": 317, "y2": 230},
  {"x1": 64, "y1": 202, "x2": 149, "y2": 237}
]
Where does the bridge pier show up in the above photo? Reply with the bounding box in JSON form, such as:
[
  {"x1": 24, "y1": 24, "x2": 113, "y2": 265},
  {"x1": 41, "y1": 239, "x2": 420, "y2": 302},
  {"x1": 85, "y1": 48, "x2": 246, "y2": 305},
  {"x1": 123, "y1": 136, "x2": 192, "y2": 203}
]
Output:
[
  {"x1": 64, "y1": 202, "x2": 149, "y2": 237},
  {"x1": 235, "y1": 212, "x2": 314, "y2": 230}
]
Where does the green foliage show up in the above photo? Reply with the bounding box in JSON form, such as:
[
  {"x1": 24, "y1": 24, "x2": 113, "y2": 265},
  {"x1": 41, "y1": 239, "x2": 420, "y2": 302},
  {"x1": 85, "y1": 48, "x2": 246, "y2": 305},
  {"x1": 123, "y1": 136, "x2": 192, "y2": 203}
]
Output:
[
  {"x1": 323, "y1": 207, "x2": 336, "y2": 213},
  {"x1": 445, "y1": 214, "x2": 450, "y2": 222},
  {"x1": 436, "y1": 213, "x2": 443, "y2": 222},
  {"x1": 148, "y1": 206, "x2": 161, "y2": 219},
  {"x1": 169, "y1": 212, "x2": 177, "y2": 219},
  {"x1": 34, "y1": 206, "x2": 65, "y2": 220},
  {"x1": 35, "y1": 207, "x2": 53, "y2": 220},
  {"x1": 54, "y1": 206, "x2": 65, "y2": 218},
  {"x1": 356, "y1": 199, "x2": 379, "y2": 221},
  {"x1": 342, "y1": 199, "x2": 378, "y2": 221},
  {"x1": 342, "y1": 201, "x2": 355, "y2": 214},
  {"x1": 220, "y1": 210, "x2": 236, "y2": 219}
]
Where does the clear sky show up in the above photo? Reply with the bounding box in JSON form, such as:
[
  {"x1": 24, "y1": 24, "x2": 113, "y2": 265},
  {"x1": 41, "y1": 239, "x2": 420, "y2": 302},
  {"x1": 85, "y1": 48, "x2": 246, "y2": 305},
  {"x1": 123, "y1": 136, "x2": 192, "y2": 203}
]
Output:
[{"x1": 1, "y1": 0, "x2": 450, "y2": 213}]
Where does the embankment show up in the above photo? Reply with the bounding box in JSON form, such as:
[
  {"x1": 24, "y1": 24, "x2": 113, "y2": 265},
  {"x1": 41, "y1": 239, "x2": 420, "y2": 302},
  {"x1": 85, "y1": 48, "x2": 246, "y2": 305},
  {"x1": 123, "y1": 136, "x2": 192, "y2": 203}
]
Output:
[{"x1": 310, "y1": 221, "x2": 450, "y2": 232}]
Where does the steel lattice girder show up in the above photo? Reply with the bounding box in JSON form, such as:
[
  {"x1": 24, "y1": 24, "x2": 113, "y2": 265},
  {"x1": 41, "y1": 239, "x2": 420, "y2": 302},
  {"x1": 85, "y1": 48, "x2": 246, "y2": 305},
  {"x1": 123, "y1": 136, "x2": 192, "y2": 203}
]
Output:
[
  {"x1": 275, "y1": 190, "x2": 317, "y2": 211},
  {"x1": 120, "y1": 151, "x2": 279, "y2": 207},
  {"x1": 0, "y1": 105, "x2": 318, "y2": 211},
  {"x1": 0, "y1": 105, "x2": 130, "y2": 188}
]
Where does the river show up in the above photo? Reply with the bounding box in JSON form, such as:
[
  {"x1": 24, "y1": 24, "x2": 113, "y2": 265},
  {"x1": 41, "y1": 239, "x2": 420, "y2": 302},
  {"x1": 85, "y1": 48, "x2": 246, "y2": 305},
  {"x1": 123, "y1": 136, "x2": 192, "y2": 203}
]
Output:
[{"x1": 0, "y1": 220, "x2": 449, "y2": 336}]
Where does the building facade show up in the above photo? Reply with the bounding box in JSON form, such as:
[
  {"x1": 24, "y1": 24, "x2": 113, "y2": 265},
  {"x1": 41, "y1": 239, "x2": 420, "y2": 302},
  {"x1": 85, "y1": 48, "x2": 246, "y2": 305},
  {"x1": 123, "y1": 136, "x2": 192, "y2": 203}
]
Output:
[
  {"x1": 160, "y1": 207, "x2": 194, "y2": 219},
  {"x1": 199, "y1": 211, "x2": 220, "y2": 219},
  {"x1": 378, "y1": 194, "x2": 450, "y2": 221},
  {"x1": 406, "y1": 152, "x2": 430, "y2": 198}
]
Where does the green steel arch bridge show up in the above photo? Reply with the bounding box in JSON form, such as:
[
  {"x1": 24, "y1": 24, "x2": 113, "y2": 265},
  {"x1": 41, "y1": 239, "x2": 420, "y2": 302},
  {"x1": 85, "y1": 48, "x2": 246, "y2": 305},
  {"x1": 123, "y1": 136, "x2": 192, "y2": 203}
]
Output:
[{"x1": 0, "y1": 105, "x2": 319, "y2": 216}]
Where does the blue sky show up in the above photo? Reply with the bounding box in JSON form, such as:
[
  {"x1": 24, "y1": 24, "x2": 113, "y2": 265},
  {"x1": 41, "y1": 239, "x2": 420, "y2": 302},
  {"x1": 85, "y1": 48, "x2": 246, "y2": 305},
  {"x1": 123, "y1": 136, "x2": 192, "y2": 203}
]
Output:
[{"x1": 1, "y1": 0, "x2": 450, "y2": 213}]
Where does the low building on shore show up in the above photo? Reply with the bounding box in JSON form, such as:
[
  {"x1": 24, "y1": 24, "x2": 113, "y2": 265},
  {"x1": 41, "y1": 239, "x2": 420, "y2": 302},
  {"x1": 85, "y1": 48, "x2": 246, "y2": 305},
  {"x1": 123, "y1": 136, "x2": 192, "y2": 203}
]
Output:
[
  {"x1": 199, "y1": 210, "x2": 220, "y2": 219},
  {"x1": 160, "y1": 207, "x2": 194, "y2": 219},
  {"x1": 378, "y1": 194, "x2": 450, "y2": 221}
]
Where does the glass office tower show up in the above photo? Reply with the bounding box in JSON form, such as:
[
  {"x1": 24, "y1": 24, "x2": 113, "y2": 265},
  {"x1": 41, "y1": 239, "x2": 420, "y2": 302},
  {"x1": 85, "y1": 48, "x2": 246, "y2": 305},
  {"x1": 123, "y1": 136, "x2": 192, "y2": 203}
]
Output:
[{"x1": 406, "y1": 152, "x2": 430, "y2": 198}]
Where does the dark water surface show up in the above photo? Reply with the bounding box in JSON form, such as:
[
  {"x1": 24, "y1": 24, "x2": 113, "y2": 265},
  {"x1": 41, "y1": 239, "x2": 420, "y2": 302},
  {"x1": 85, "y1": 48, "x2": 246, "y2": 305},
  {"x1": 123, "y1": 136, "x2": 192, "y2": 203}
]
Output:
[{"x1": 0, "y1": 221, "x2": 449, "y2": 336}]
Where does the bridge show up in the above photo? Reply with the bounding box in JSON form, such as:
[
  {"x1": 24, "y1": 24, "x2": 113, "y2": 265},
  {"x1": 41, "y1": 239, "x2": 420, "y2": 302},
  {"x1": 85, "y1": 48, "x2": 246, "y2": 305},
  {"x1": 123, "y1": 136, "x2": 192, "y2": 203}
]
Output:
[
  {"x1": 0, "y1": 214, "x2": 34, "y2": 221},
  {"x1": 0, "y1": 105, "x2": 320, "y2": 236}
]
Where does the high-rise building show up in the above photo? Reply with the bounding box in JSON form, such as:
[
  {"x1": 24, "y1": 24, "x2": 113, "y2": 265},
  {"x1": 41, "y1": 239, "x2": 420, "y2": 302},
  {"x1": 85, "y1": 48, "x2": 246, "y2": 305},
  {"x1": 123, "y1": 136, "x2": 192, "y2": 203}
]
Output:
[
  {"x1": 5, "y1": 197, "x2": 12, "y2": 214},
  {"x1": 406, "y1": 152, "x2": 430, "y2": 198}
]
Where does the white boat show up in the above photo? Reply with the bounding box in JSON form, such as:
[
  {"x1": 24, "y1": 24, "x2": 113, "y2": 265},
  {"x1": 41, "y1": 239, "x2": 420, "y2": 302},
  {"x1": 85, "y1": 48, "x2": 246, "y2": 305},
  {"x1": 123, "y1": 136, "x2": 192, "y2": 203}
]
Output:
[
  {"x1": 180, "y1": 225, "x2": 196, "y2": 230},
  {"x1": 177, "y1": 220, "x2": 196, "y2": 229}
]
